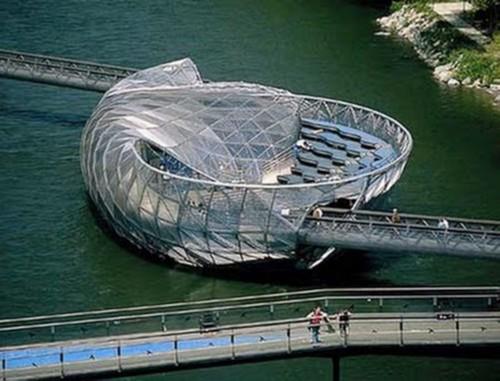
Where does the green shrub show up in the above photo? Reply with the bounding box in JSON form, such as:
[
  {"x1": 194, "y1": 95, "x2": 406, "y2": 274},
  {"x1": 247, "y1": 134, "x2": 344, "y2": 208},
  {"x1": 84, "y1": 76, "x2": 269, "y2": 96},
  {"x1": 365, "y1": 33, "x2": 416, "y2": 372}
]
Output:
[
  {"x1": 390, "y1": 1, "x2": 405, "y2": 13},
  {"x1": 412, "y1": 1, "x2": 433, "y2": 15},
  {"x1": 420, "y1": 20, "x2": 476, "y2": 59},
  {"x1": 451, "y1": 49, "x2": 500, "y2": 84},
  {"x1": 389, "y1": 1, "x2": 437, "y2": 17}
]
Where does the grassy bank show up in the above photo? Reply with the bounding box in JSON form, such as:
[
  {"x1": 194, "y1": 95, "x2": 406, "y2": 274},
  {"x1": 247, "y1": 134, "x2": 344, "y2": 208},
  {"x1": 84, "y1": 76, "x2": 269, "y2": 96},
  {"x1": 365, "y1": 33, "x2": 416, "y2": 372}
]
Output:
[
  {"x1": 387, "y1": 1, "x2": 499, "y2": 86},
  {"x1": 452, "y1": 35, "x2": 499, "y2": 84}
]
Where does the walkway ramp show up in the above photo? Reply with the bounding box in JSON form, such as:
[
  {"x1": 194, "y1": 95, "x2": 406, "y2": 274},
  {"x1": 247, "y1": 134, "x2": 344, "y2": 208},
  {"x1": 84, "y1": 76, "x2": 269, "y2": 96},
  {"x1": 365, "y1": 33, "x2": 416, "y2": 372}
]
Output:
[
  {"x1": 431, "y1": 2, "x2": 490, "y2": 45},
  {"x1": 1, "y1": 288, "x2": 499, "y2": 380},
  {"x1": 0, "y1": 49, "x2": 136, "y2": 92},
  {"x1": 298, "y1": 208, "x2": 500, "y2": 259}
]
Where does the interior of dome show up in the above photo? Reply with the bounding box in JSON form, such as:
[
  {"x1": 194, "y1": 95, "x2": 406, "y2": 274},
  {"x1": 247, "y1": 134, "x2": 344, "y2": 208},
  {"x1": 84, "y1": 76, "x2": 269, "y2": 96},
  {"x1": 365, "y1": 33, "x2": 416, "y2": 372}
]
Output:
[{"x1": 136, "y1": 115, "x2": 396, "y2": 186}]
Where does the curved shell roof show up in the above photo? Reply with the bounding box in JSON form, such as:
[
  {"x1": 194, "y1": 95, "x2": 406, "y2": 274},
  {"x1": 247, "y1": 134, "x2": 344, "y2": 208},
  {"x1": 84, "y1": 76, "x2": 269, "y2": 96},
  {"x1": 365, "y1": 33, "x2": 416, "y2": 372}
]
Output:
[
  {"x1": 81, "y1": 58, "x2": 413, "y2": 267},
  {"x1": 104, "y1": 59, "x2": 302, "y2": 183}
]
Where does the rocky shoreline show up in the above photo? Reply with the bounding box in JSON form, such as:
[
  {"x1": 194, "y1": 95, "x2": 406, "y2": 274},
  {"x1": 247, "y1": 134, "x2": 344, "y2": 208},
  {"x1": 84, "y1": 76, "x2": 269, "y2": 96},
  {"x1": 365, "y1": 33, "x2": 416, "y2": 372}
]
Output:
[{"x1": 377, "y1": 6, "x2": 500, "y2": 105}]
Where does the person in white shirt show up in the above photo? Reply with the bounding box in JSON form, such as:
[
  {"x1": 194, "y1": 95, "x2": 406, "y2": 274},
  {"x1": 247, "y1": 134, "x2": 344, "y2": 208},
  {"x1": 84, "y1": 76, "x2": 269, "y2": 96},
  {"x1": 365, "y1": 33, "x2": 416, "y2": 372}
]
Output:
[
  {"x1": 296, "y1": 139, "x2": 311, "y2": 151},
  {"x1": 438, "y1": 218, "x2": 449, "y2": 230}
]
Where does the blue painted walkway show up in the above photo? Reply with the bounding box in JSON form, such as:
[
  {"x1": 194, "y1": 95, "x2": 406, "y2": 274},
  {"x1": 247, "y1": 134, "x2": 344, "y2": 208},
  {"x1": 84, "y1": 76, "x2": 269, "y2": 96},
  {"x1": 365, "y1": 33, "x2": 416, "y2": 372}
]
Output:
[{"x1": 1, "y1": 331, "x2": 289, "y2": 370}]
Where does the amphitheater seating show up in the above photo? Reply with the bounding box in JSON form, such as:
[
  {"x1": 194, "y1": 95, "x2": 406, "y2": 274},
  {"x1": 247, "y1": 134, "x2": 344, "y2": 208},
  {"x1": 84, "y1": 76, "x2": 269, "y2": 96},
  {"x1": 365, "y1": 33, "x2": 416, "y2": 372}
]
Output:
[{"x1": 274, "y1": 117, "x2": 396, "y2": 185}]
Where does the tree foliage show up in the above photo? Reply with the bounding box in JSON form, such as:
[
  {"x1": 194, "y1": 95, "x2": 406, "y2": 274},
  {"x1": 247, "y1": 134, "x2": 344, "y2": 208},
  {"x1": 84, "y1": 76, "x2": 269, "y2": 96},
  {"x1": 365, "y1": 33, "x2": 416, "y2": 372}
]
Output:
[
  {"x1": 471, "y1": 0, "x2": 496, "y2": 10},
  {"x1": 471, "y1": 0, "x2": 498, "y2": 35}
]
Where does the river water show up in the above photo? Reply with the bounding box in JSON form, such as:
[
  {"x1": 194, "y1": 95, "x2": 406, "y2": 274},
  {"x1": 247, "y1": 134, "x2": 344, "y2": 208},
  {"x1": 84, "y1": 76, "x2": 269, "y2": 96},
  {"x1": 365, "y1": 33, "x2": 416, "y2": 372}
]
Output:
[{"x1": 0, "y1": 0, "x2": 499, "y2": 379}]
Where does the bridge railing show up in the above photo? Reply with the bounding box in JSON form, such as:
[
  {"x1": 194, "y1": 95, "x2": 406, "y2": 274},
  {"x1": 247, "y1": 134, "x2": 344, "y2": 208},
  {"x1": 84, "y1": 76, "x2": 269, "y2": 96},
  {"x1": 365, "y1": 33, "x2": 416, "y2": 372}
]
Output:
[
  {"x1": 2, "y1": 312, "x2": 500, "y2": 381},
  {"x1": 0, "y1": 288, "x2": 498, "y2": 348},
  {"x1": 304, "y1": 216, "x2": 500, "y2": 238},
  {"x1": 298, "y1": 208, "x2": 500, "y2": 257},
  {"x1": 0, "y1": 49, "x2": 137, "y2": 92},
  {"x1": 312, "y1": 207, "x2": 500, "y2": 233}
]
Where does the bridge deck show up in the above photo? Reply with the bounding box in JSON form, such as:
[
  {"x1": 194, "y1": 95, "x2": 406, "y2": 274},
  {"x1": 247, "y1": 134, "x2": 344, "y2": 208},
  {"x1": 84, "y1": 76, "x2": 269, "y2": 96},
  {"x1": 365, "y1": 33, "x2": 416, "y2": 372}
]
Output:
[
  {"x1": 2, "y1": 313, "x2": 500, "y2": 381},
  {"x1": 0, "y1": 49, "x2": 136, "y2": 92},
  {"x1": 1, "y1": 50, "x2": 499, "y2": 260},
  {"x1": 298, "y1": 208, "x2": 500, "y2": 259},
  {"x1": 1, "y1": 288, "x2": 499, "y2": 380}
]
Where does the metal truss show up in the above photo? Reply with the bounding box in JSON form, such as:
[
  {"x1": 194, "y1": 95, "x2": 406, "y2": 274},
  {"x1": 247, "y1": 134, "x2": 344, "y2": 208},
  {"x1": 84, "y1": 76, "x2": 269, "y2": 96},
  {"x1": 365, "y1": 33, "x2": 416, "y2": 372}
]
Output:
[
  {"x1": 0, "y1": 49, "x2": 136, "y2": 92},
  {"x1": 299, "y1": 208, "x2": 500, "y2": 258}
]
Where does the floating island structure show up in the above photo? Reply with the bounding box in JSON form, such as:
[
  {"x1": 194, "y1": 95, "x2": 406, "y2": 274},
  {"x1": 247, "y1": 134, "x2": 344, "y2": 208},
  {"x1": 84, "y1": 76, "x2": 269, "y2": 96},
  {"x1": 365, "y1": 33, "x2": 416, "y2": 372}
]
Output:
[{"x1": 81, "y1": 59, "x2": 412, "y2": 268}]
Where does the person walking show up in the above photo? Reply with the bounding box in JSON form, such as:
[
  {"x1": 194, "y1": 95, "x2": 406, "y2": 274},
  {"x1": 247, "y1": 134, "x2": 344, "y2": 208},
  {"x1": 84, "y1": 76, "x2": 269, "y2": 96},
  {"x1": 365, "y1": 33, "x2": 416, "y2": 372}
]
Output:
[
  {"x1": 307, "y1": 305, "x2": 329, "y2": 344},
  {"x1": 438, "y1": 217, "x2": 449, "y2": 230},
  {"x1": 312, "y1": 207, "x2": 323, "y2": 225},
  {"x1": 338, "y1": 309, "x2": 352, "y2": 337},
  {"x1": 312, "y1": 207, "x2": 323, "y2": 219},
  {"x1": 391, "y1": 208, "x2": 401, "y2": 224}
]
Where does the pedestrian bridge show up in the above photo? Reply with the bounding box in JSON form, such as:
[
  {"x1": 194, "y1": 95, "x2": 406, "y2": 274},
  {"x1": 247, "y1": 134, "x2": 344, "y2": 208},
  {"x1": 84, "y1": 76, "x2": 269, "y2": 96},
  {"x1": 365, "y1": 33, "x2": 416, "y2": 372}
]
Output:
[
  {"x1": 0, "y1": 49, "x2": 135, "y2": 92},
  {"x1": 297, "y1": 208, "x2": 500, "y2": 260},
  {"x1": 1, "y1": 287, "x2": 499, "y2": 381},
  {"x1": 1, "y1": 48, "x2": 500, "y2": 264}
]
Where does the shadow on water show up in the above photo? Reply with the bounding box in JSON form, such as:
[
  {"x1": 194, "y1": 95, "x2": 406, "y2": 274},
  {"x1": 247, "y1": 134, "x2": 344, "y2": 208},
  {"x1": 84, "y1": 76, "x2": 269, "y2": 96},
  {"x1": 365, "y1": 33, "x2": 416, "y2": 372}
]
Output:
[
  {"x1": 86, "y1": 197, "x2": 399, "y2": 289},
  {"x1": 349, "y1": 0, "x2": 391, "y2": 10}
]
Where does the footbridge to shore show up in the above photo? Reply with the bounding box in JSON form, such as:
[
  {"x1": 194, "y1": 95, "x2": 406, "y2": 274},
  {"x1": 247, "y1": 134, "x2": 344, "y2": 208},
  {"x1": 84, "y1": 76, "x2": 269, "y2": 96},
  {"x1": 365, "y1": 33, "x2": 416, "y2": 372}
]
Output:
[
  {"x1": 1, "y1": 287, "x2": 500, "y2": 381},
  {"x1": 0, "y1": 49, "x2": 136, "y2": 92},
  {"x1": 297, "y1": 208, "x2": 500, "y2": 259},
  {"x1": 1, "y1": 48, "x2": 500, "y2": 262}
]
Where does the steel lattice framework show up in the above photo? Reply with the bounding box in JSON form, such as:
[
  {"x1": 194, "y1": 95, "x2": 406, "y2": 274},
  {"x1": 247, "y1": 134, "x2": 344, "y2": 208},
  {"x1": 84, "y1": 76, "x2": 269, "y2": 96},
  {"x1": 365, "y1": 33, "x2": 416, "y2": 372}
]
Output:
[
  {"x1": 81, "y1": 58, "x2": 412, "y2": 267},
  {"x1": 0, "y1": 49, "x2": 136, "y2": 91},
  {"x1": 1, "y1": 287, "x2": 500, "y2": 381},
  {"x1": 299, "y1": 208, "x2": 500, "y2": 258},
  {"x1": 3, "y1": 50, "x2": 497, "y2": 266}
]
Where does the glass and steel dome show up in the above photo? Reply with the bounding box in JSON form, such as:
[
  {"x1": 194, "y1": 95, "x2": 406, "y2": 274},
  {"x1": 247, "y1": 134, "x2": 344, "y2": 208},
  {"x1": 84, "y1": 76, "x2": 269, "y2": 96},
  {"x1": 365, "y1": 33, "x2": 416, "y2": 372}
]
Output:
[{"x1": 81, "y1": 59, "x2": 412, "y2": 267}]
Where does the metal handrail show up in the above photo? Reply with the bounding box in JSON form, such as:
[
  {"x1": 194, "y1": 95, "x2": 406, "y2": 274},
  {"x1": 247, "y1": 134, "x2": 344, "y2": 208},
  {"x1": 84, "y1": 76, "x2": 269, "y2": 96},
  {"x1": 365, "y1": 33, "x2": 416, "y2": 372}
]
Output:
[
  {"x1": 0, "y1": 49, "x2": 137, "y2": 92},
  {"x1": 1, "y1": 57, "x2": 133, "y2": 78},
  {"x1": 318, "y1": 207, "x2": 500, "y2": 226},
  {"x1": 3, "y1": 311, "x2": 500, "y2": 352},
  {"x1": 2, "y1": 311, "x2": 500, "y2": 369},
  {"x1": 1, "y1": 287, "x2": 497, "y2": 326},
  {"x1": 304, "y1": 216, "x2": 500, "y2": 236},
  {"x1": 0, "y1": 287, "x2": 498, "y2": 349},
  {"x1": 0, "y1": 49, "x2": 137, "y2": 72}
]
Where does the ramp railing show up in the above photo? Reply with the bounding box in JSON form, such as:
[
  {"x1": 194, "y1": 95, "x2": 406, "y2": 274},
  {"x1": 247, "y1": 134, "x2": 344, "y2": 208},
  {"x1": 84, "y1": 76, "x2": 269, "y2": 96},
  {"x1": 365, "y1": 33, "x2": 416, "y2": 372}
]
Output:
[
  {"x1": 0, "y1": 49, "x2": 136, "y2": 92},
  {"x1": 299, "y1": 208, "x2": 500, "y2": 258},
  {"x1": 0, "y1": 287, "x2": 498, "y2": 348},
  {"x1": 1, "y1": 289, "x2": 500, "y2": 381}
]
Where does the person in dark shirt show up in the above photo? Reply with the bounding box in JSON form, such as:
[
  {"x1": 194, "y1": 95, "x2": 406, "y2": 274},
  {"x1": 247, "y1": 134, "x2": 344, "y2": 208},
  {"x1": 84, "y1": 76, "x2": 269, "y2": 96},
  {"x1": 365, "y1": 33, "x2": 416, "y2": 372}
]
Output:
[{"x1": 338, "y1": 309, "x2": 352, "y2": 336}]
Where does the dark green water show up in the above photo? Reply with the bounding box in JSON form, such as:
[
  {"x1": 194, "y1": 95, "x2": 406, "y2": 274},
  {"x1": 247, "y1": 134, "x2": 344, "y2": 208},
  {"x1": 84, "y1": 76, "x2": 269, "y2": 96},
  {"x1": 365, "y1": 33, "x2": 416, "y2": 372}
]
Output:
[{"x1": 1, "y1": 0, "x2": 499, "y2": 379}]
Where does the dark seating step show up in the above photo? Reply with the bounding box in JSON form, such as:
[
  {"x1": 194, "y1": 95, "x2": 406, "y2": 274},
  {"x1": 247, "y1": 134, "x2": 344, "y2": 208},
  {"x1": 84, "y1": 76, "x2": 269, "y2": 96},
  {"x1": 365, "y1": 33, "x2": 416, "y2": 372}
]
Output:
[
  {"x1": 346, "y1": 149, "x2": 361, "y2": 158},
  {"x1": 303, "y1": 174, "x2": 316, "y2": 183},
  {"x1": 297, "y1": 152, "x2": 318, "y2": 167},
  {"x1": 300, "y1": 117, "x2": 339, "y2": 133},
  {"x1": 317, "y1": 165, "x2": 331, "y2": 174},
  {"x1": 301, "y1": 129, "x2": 322, "y2": 141},
  {"x1": 286, "y1": 174, "x2": 304, "y2": 184},
  {"x1": 277, "y1": 175, "x2": 289, "y2": 184},
  {"x1": 321, "y1": 133, "x2": 347, "y2": 150},
  {"x1": 332, "y1": 157, "x2": 346, "y2": 166},
  {"x1": 361, "y1": 141, "x2": 377, "y2": 149},
  {"x1": 311, "y1": 145, "x2": 332, "y2": 158},
  {"x1": 338, "y1": 130, "x2": 361, "y2": 142},
  {"x1": 299, "y1": 165, "x2": 320, "y2": 178}
]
